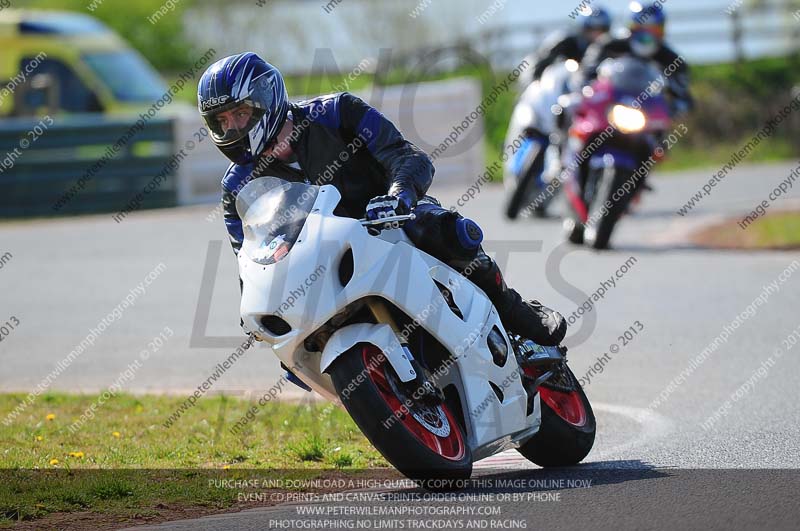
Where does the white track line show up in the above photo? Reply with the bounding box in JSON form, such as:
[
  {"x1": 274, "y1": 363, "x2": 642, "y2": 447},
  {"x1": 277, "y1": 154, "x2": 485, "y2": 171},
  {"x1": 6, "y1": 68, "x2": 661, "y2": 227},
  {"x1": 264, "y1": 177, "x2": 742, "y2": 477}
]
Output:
[{"x1": 474, "y1": 402, "x2": 673, "y2": 468}]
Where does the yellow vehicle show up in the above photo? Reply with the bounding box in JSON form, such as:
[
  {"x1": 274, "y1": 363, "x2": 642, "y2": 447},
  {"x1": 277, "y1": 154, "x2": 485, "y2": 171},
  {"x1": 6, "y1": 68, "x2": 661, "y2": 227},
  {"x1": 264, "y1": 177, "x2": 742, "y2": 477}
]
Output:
[{"x1": 0, "y1": 9, "x2": 169, "y2": 117}]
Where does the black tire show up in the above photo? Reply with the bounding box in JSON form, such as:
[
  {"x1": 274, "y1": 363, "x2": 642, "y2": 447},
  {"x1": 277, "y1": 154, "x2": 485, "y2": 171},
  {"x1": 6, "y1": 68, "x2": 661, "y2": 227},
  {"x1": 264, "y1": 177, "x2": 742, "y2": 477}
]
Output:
[
  {"x1": 563, "y1": 217, "x2": 585, "y2": 244},
  {"x1": 517, "y1": 365, "x2": 596, "y2": 467},
  {"x1": 531, "y1": 196, "x2": 552, "y2": 218},
  {"x1": 328, "y1": 344, "x2": 472, "y2": 483},
  {"x1": 504, "y1": 141, "x2": 546, "y2": 220},
  {"x1": 585, "y1": 168, "x2": 636, "y2": 250}
]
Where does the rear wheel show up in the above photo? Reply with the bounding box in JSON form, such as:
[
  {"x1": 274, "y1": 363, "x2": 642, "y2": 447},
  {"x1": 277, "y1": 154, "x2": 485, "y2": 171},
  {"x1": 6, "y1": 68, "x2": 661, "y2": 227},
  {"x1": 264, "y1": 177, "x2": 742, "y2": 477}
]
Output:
[
  {"x1": 328, "y1": 344, "x2": 472, "y2": 482},
  {"x1": 517, "y1": 364, "x2": 595, "y2": 467}
]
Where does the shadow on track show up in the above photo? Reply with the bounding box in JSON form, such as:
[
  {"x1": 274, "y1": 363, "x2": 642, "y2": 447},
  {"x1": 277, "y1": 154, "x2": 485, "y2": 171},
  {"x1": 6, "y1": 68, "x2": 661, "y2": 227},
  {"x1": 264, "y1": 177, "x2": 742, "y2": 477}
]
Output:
[{"x1": 467, "y1": 459, "x2": 669, "y2": 492}]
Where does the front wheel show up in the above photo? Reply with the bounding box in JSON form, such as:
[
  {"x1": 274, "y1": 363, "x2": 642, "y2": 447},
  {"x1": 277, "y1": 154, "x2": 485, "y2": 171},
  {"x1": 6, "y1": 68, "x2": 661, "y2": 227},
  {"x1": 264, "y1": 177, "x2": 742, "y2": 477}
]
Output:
[
  {"x1": 563, "y1": 217, "x2": 585, "y2": 245},
  {"x1": 328, "y1": 344, "x2": 472, "y2": 482},
  {"x1": 585, "y1": 168, "x2": 637, "y2": 250},
  {"x1": 504, "y1": 139, "x2": 546, "y2": 220},
  {"x1": 517, "y1": 364, "x2": 596, "y2": 467}
]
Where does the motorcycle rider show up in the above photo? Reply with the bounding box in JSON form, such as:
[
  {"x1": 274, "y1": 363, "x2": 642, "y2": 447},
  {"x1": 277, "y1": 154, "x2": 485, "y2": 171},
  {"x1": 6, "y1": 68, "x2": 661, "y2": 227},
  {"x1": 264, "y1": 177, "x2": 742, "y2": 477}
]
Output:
[
  {"x1": 198, "y1": 53, "x2": 567, "y2": 350},
  {"x1": 580, "y1": 1, "x2": 693, "y2": 115},
  {"x1": 518, "y1": 5, "x2": 612, "y2": 89},
  {"x1": 563, "y1": 1, "x2": 693, "y2": 243},
  {"x1": 505, "y1": 7, "x2": 610, "y2": 220}
]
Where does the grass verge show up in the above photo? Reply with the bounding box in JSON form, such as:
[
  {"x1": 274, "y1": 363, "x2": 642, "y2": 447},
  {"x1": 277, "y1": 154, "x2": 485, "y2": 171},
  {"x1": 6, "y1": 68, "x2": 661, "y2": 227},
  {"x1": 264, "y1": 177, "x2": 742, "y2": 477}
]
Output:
[
  {"x1": 0, "y1": 393, "x2": 387, "y2": 527},
  {"x1": 658, "y1": 137, "x2": 796, "y2": 174},
  {"x1": 692, "y1": 211, "x2": 800, "y2": 250}
]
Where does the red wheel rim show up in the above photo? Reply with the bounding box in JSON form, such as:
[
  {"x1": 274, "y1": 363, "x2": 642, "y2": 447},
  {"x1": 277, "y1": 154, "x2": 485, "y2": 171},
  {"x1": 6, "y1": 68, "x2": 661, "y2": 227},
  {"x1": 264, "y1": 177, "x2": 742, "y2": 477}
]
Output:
[
  {"x1": 362, "y1": 345, "x2": 466, "y2": 461},
  {"x1": 539, "y1": 387, "x2": 587, "y2": 427},
  {"x1": 522, "y1": 365, "x2": 587, "y2": 427}
]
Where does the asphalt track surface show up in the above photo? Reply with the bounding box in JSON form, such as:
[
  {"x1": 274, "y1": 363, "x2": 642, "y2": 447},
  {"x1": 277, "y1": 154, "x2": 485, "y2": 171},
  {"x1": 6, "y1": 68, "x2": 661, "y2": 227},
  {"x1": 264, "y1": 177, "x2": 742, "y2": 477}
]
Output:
[{"x1": 2, "y1": 161, "x2": 800, "y2": 530}]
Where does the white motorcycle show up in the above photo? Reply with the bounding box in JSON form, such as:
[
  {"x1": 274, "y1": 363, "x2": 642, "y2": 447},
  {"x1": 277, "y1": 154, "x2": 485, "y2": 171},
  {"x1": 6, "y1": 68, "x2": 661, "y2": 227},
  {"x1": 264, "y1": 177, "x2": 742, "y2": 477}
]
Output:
[
  {"x1": 504, "y1": 60, "x2": 580, "y2": 219},
  {"x1": 237, "y1": 177, "x2": 595, "y2": 482}
]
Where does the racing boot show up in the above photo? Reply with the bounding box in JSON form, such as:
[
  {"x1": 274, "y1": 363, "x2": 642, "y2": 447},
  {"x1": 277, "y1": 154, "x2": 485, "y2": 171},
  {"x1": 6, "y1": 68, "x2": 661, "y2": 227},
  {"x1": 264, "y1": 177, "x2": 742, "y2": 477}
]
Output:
[{"x1": 465, "y1": 251, "x2": 567, "y2": 346}]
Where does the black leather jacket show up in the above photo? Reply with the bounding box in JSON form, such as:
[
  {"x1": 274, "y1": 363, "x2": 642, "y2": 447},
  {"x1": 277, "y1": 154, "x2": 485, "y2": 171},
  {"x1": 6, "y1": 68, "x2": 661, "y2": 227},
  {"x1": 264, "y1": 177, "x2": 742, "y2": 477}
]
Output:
[
  {"x1": 221, "y1": 92, "x2": 434, "y2": 254},
  {"x1": 580, "y1": 35, "x2": 694, "y2": 112},
  {"x1": 530, "y1": 31, "x2": 591, "y2": 82}
]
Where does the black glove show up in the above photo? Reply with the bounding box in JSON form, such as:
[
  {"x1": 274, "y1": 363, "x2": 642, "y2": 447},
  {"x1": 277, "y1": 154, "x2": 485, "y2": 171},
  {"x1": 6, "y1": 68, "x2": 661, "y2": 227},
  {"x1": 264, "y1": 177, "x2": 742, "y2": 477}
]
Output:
[{"x1": 669, "y1": 98, "x2": 691, "y2": 118}]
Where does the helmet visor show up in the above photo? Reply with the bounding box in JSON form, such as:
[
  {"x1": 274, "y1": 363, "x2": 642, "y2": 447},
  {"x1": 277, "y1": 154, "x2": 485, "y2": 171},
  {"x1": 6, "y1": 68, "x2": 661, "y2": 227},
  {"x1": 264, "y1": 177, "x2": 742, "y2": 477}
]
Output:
[
  {"x1": 630, "y1": 29, "x2": 661, "y2": 57},
  {"x1": 630, "y1": 24, "x2": 664, "y2": 41},
  {"x1": 201, "y1": 99, "x2": 267, "y2": 146}
]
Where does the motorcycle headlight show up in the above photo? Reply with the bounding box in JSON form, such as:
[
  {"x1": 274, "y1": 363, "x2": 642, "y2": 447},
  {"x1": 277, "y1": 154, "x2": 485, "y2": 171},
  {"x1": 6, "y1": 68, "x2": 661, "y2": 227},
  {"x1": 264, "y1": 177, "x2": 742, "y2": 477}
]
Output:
[{"x1": 608, "y1": 105, "x2": 646, "y2": 134}]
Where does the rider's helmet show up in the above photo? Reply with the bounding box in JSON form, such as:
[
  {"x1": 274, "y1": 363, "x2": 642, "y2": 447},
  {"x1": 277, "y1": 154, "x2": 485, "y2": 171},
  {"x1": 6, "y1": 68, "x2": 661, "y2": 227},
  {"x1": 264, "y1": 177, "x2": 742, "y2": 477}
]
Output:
[
  {"x1": 197, "y1": 52, "x2": 288, "y2": 165},
  {"x1": 628, "y1": 1, "x2": 666, "y2": 58},
  {"x1": 578, "y1": 5, "x2": 612, "y2": 38}
]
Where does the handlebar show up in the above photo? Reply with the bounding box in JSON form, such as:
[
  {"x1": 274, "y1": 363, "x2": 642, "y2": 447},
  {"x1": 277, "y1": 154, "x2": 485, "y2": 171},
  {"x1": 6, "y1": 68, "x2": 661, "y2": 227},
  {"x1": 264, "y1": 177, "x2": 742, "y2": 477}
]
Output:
[{"x1": 359, "y1": 213, "x2": 416, "y2": 226}]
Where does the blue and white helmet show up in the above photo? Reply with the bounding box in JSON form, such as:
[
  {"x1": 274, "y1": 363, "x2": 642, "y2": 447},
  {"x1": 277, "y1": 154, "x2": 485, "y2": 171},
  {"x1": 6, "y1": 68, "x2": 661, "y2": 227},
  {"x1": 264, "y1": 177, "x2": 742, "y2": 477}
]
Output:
[
  {"x1": 198, "y1": 52, "x2": 289, "y2": 165},
  {"x1": 578, "y1": 6, "x2": 612, "y2": 32},
  {"x1": 628, "y1": 2, "x2": 666, "y2": 57}
]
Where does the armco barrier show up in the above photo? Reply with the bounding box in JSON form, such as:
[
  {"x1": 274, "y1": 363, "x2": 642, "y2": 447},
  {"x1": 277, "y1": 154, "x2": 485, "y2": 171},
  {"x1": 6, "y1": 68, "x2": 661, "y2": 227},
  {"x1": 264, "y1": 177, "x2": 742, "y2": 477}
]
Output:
[{"x1": 0, "y1": 115, "x2": 176, "y2": 217}]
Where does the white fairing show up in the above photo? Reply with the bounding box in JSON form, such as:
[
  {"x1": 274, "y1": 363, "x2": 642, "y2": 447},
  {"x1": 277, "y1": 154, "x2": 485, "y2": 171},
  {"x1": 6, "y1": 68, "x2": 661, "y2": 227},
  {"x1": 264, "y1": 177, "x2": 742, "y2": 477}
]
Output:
[
  {"x1": 505, "y1": 61, "x2": 574, "y2": 145},
  {"x1": 504, "y1": 62, "x2": 576, "y2": 190},
  {"x1": 319, "y1": 323, "x2": 416, "y2": 382},
  {"x1": 238, "y1": 181, "x2": 541, "y2": 459}
]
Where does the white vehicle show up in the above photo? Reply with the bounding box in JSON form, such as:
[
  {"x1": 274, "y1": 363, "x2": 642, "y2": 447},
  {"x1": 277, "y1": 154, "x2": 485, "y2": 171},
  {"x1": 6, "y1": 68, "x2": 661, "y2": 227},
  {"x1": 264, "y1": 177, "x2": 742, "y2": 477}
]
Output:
[
  {"x1": 237, "y1": 177, "x2": 595, "y2": 482},
  {"x1": 504, "y1": 60, "x2": 579, "y2": 219}
]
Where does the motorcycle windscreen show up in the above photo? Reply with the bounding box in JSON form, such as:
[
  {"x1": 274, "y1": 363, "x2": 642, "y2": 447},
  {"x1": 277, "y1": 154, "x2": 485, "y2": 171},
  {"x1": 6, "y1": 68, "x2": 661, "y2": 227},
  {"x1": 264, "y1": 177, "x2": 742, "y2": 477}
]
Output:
[
  {"x1": 596, "y1": 57, "x2": 665, "y2": 97},
  {"x1": 235, "y1": 177, "x2": 319, "y2": 265}
]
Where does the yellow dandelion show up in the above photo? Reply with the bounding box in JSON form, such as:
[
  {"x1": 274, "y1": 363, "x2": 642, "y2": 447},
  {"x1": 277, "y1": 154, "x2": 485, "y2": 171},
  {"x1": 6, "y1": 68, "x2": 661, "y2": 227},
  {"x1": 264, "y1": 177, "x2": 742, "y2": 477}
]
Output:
[
  {"x1": 222, "y1": 465, "x2": 231, "y2": 470},
  {"x1": 112, "y1": 431, "x2": 121, "y2": 438},
  {"x1": 45, "y1": 413, "x2": 56, "y2": 421},
  {"x1": 35, "y1": 435, "x2": 43, "y2": 441},
  {"x1": 49, "y1": 458, "x2": 59, "y2": 465},
  {"x1": 68, "y1": 451, "x2": 85, "y2": 458}
]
